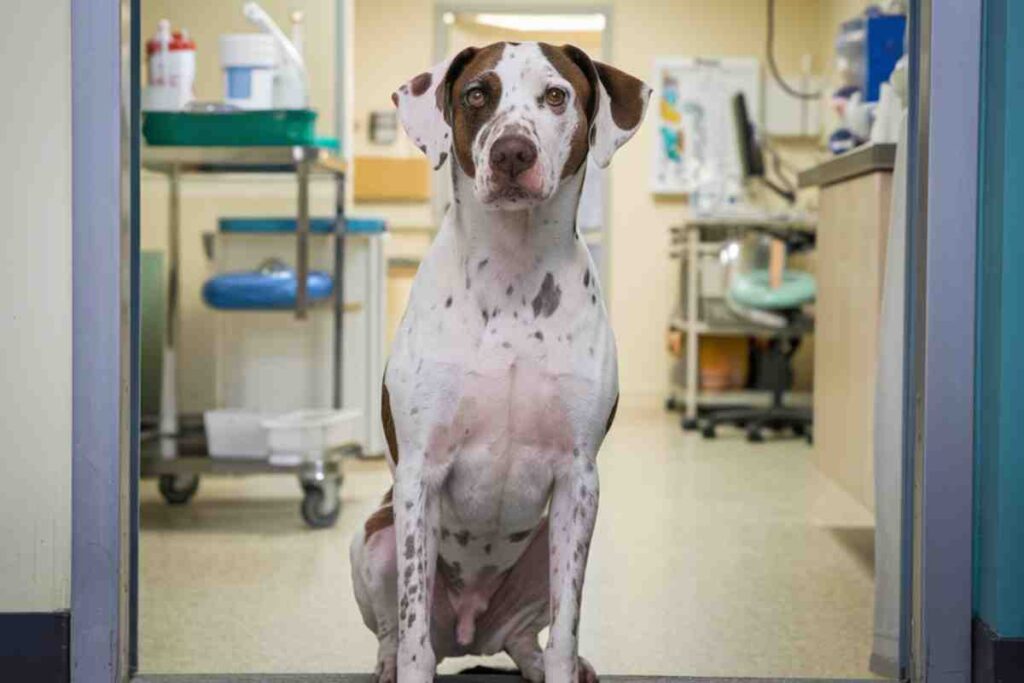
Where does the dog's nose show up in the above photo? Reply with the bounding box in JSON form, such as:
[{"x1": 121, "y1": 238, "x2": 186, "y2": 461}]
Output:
[{"x1": 489, "y1": 136, "x2": 537, "y2": 178}]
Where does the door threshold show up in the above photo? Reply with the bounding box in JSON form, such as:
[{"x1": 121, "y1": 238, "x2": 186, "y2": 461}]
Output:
[{"x1": 133, "y1": 674, "x2": 884, "y2": 683}]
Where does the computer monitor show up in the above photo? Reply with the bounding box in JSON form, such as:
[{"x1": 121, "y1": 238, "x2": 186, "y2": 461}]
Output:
[{"x1": 731, "y1": 92, "x2": 795, "y2": 204}]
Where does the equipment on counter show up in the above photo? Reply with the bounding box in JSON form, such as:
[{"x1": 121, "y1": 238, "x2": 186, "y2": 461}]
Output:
[
  {"x1": 242, "y1": 1, "x2": 309, "y2": 109},
  {"x1": 143, "y1": 19, "x2": 196, "y2": 111}
]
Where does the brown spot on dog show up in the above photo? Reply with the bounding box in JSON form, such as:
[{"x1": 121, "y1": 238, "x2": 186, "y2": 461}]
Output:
[
  {"x1": 605, "y1": 393, "x2": 619, "y2": 435},
  {"x1": 404, "y1": 535, "x2": 415, "y2": 559},
  {"x1": 531, "y1": 272, "x2": 561, "y2": 318},
  {"x1": 363, "y1": 489, "x2": 394, "y2": 541},
  {"x1": 382, "y1": 380, "x2": 399, "y2": 466},
  {"x1": 410, "y1": 71, "x2": 432, "y2": 97},
  {"x1": 454, "y1": 530, "x2": 471, "y2": 546}
]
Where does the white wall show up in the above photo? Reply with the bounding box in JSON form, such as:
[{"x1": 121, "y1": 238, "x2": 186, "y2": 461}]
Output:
[{"x1": 0, "y1": 0, "x2": 72, "y2": 612}]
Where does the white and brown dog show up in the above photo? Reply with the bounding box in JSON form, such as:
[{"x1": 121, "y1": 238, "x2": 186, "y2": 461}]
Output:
[{"x1": 350, "y1": 42, "x2": 650, "y2": 683}]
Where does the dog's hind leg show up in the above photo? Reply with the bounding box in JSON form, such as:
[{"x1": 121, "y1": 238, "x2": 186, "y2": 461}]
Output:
[{"x1": 351, "y1": 522, "x2": 400, "y2": 683}]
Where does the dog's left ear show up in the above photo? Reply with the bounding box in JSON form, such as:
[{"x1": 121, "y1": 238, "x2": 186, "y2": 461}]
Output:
[
  {"x1": 562, "y1": 45, "x2": 652, "y2": 168},
  {"x1": 392, "y1": 47, "x2": 478, "y2": 170}
]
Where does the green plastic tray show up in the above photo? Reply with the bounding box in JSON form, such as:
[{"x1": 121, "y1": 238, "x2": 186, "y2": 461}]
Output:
[{"x1": 143, "y1": 109, "x2": 319, "y2": 147}]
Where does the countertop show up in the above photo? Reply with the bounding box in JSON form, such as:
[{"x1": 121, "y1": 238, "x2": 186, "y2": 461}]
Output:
[{"x1": 798, "y1": 143, "x2": 897, "y2": 189}]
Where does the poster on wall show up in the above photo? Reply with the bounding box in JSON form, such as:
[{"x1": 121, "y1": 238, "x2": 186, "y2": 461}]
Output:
[{"x1": 651, "y1": 58, "x2": 761, "y2": 198}]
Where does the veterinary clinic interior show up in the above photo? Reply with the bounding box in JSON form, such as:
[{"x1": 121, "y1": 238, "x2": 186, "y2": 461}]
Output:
[{"x1": 9, "y1": 1, "x2": 1024, "y2": 682}]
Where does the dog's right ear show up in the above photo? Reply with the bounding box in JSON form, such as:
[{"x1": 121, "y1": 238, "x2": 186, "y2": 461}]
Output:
[{"x1": 392, "y1": 47, "x2": 478, "y2": 171}]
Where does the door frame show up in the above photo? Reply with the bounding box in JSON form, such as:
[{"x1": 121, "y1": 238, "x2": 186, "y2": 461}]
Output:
[
  {"x1": 902, "y1": 0, "x2": 979, "y2": 680},
  {"x1": 68, "y1": 0, "x2": 980, "y2": 681}
]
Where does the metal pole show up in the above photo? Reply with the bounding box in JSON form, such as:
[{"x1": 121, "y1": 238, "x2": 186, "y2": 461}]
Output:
[
  {"x1": 296, "y1": 156, "x2": 310, "y2": 319},
  {"x1": 684, "y1": 225, "x2": 700, "y2": 423},
  {"x1": 332, "y1": 171, "x2": 346, "y2": 409},
  {"x1": 159, "y1": 166, "x2": 180, "y2": 457}
]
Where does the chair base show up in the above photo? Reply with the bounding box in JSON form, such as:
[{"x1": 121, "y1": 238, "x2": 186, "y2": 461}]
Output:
[{"x1": 700, "y1": 405, "x2": 813, "y2": 443}]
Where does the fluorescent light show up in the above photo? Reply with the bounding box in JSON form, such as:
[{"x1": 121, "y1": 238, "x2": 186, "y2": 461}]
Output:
[
  {"x1": 442, "y1": 11, "x2": 455, "y2": 25},
  {"x1": 472, "y1": 13, "x2": 606, "y2": 33}
]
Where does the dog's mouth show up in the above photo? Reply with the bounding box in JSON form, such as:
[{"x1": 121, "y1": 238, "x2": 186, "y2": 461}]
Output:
[{"x1": 480, "y1": 166, "x2": 548, "y2": 208}]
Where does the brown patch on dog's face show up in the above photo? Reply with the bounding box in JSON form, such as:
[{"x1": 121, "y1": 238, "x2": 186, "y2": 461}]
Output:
[
  {"x1": 447, "y1": 44, "x2": 505, "y2": 178},
  {"x1": 538, "y1": 43, "x2": 593, "y2": 179}
]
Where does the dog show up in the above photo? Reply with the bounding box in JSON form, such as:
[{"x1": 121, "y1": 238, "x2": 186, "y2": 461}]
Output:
[{"x1": 350, "y1": 42, "x2": 650, "y2": 683}]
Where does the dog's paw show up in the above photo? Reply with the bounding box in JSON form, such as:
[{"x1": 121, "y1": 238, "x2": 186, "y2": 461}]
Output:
[
  {"x1": 374, "y1": 655, "x2": 397, "y2": 683},
  {"x1": 578, "y1": 656, "x2": 598, "y2": 683}
]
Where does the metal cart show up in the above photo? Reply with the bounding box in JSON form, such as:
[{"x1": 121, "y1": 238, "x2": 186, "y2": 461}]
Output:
[
  {"x1": 668, "y1": 214, "x2": 816, "y2": 430},
  {"x1": 141, "y1": 145, "x2": 353, "y2": 528}
]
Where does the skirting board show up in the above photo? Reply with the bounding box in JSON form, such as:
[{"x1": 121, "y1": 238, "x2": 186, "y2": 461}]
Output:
[
  {"x1": 974, "y1": 617, "x2": 1024, "y2": 683},
  {"x1": 0, "y1": 611, "x2": 70, "y2": 683}
]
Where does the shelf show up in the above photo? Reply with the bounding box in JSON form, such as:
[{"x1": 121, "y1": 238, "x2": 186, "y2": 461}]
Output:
[
  {"x1": 142, "y1": 145, "x2": 347, "y2": 175},
  {"x1": 668, "y1": 387, "x2": 812, "y2": 409}
]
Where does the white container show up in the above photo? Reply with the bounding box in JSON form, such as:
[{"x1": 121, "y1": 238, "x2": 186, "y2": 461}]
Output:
[
  {"x1": 263, "y1": 409, "x2": 361, "y2": 456},
  {"x1": 145, "y1": 19, "x2": 195, "y2": 110},
  {"x1": 204, "y1": 409, "x2": 270, "y2": 458},
  {"x1": 219, "y1": 34, "x2": 277, "y2": 109}
]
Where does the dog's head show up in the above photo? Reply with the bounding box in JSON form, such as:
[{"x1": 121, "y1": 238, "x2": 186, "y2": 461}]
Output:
[{"x1": 393, "y1": 42, "x2": 651, "y2": 210}]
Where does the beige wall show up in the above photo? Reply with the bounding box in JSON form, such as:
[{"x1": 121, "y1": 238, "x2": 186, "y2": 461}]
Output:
[{"x1": 0, "y1": 0, "x2": 72, "y2": 612}]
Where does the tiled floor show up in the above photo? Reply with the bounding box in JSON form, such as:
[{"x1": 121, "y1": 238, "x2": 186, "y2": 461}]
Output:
[{"x1": 139, "y1": 401, "x2": 878, "y2": 679}]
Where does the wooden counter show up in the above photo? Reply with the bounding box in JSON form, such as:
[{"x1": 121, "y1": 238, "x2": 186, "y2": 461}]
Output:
[{"x1": 798, "y1": 144, "x2": 896, "y2": 513}]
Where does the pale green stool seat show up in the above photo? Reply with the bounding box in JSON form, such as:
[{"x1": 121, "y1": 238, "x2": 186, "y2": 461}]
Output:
[{"x1": 730, "y1": 269, "x2": 816, "y2": 310}]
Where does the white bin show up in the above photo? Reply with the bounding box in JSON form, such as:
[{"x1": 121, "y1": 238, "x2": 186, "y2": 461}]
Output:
[
  {"x1": 204, "y1": 409, "x2": 271, "y2": 458},
  {"x1": 263, "y1": 409, "x2": 361, "y2": 456}
]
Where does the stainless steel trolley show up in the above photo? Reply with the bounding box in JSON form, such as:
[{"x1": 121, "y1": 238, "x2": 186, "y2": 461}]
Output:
[
  {"x1": 140, "y1": 145, "x2": 352, "y2": 528},
  {"x1": 668, "y1": 214, "x2": 816, "y2": 430}
]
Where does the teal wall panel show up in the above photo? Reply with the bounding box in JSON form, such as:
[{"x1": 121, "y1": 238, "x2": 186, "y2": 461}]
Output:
[{"x1": 975, "y1": 0, "x2": 1024, "y2": 638}]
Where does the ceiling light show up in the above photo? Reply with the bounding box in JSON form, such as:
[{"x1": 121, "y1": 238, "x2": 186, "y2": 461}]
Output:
[{"x1": 472, "y1": 13, "x2": 606, "y2": 33}]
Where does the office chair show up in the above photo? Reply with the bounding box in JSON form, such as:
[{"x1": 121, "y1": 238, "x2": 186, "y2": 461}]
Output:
[{"x1": 700, "y1": 229, "x2": 815, "y2": 443}]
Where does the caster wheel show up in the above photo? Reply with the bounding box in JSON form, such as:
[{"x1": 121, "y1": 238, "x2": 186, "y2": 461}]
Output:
[
  {"x1": 682, "y1": 417, "x2": 700, "y2": 431},
  {"x1": 701, "y1": 425, "x2": 716, "y2": 439},
  {"x1": 792, "y1": 423, "x2": 807, "y2": 437},
  {"x1": 301, "y1": 486, "x2": 341, "y2": 529},
  {"x1": 158, "y1": 474, "x2": 199, "y2": 505},
  {"x1": 806, "y1": 432, "x2": 814, "y2": 445},
  {"x1": 747, "y1": 429, "x2": 765, "y2": 443},
  {"x1": 665, "y1": 397, "x2": 678, "y2": 411}
]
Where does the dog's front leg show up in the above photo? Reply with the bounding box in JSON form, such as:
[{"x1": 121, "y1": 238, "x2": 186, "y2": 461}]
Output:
[
  {"x1": 545, "y1": 451, "x2": 600, "y2": 682},
  {"x1": 393, "y1": 458, "x2": 441, "y2": 682}
]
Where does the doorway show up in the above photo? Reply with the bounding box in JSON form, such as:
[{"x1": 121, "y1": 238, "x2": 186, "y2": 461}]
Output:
[{"x1": 68, "y1": 1, "x2": 978, "y2": 683}]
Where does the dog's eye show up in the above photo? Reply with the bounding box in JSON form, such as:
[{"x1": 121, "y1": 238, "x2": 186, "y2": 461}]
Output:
[
  {"x1": 465, "y1": 87, "x2": 487, "y2": 108},
  {"x1": 544, "y1": 87, "x2": 567, "y2": 107}
]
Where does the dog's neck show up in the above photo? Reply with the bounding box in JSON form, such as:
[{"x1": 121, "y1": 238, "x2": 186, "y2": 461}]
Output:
[{"x1": 447, "y1": 163, "x2": 586, "y2": 273}]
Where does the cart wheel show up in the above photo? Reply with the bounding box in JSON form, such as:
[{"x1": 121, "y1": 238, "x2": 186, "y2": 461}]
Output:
[
  {"x1": 301, "y1": 486, "x2": 341, "y2": 529},
  {"x1": 158, "y1": 474, "x2": 199, "y2": 505},
  {"x1": 701, "y1": 424, "x2": 716, "y2": 439},
  {"x1": 665, "y1": 397, "x2": 678, "y2": 411},
  {"x1": 682, "y1": 417, "x2": 700, "y2": 431},
  {"x1": 747, "y1": 429, "x2": 765, "y2": 443}
]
